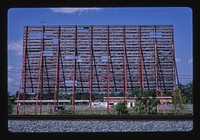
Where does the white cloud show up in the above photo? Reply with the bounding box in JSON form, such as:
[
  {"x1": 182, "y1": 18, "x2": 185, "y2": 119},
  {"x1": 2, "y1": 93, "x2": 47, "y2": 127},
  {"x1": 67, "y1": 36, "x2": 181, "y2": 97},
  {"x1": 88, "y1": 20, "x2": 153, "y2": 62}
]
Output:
[
  {"x1": 188, "y1": 58, "x2": 193, "y2": 64},
  {"x1": 8, "y1": 77, "x2": 14, "y2": 84},
  {"x1": 8, "y1": 65, "x2": 14, "y2": 70},
  {"x1": 50, "y1": 8, "x2": 102, "y2": 14},
  {"x1": 175, "y1": 57, "x2": 181, "y2": 63},
  {"x1": 8, "y1": 65, "x2": 21, "y2": 71},
  {"x1": 8, "y1": 39, "x2": 23, "y2": 55}
]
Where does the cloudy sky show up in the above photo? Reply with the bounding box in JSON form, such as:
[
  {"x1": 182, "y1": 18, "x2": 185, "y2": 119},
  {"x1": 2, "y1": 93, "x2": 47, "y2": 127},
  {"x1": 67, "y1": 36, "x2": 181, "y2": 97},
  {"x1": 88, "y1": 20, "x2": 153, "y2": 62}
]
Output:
[{"x1": 7, "y1": 7, "x2": 193, "y2": 94}]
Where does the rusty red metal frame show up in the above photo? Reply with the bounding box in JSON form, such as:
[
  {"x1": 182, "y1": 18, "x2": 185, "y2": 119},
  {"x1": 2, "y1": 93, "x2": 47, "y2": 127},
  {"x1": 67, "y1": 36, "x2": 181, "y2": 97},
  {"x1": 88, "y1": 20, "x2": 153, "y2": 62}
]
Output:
[
  {"x1": 139, "y1": 26, "x2": 144, "y2": 91},
  {"x1": 154, "y1": 26, "x2": 165, "y2": 115},
  {"x1": 106, "y1": 26, "x2": 110, "y2": 113},
  {"x1": 154, "y1": 26, "x2": 159, "y2": 98},
  {"x1": 22, "y1": 26, "x2": 29, "y2": 114},
  {"x1": 54, "y1": 26, "x2": 61, "y2": 111},
  {"x1": 72, "y1": 26, "x2": 77, "y2": 113},
  {"x1": 123, "y1": 26, "x2": 127, "y2": 100},
  {"x1": 156, "y1": 54, "x2": 166, "y2": 115},
  {"x1": 36, "y1": 26, "x2": 45, "y2": 114},
  {"x1": 16, "y1": 25, "x2": 180, "y2": 115},
  {"x1": 90, "y1": 26, "x2": 93, "y2": 114},
  {"x1": 171, "y1": 27, "x2": 177, "y2": 92},
  {"x1": 16, "y1": 26, "x2": 28, "y2": 114},
  {"x1": 40, "y1": 26, "x2": 45, "y2": 114},
  {"x1": 154, "y1": 26, "x2": 160, "y2": 113}
]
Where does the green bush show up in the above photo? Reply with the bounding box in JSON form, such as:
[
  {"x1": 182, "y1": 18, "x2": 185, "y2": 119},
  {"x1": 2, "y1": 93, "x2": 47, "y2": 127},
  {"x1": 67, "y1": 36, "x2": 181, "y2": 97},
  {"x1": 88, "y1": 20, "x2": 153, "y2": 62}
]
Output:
[
  {"x1": 55, "y1": 109, "x2": 74, "y2": 115},
  {"x1": 114, "y1": 101, "x2": 129, "y2": 115},
  {"x1": 8, "y1": 92, "x2": 14, "y2": 114}
]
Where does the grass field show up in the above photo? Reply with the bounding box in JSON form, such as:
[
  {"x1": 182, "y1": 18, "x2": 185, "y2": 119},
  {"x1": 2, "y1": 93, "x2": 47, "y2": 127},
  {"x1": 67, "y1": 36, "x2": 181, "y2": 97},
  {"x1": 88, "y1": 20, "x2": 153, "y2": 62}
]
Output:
[{"x1": 12, "y1": 105, "x2": 193, "y2": 115}]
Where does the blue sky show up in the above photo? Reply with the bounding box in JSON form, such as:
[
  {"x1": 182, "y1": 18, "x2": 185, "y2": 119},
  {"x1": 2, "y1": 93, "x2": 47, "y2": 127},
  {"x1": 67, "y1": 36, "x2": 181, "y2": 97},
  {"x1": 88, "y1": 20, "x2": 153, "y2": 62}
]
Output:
[{"x1": 7, "y1": 7, "x2": 193, "y2": 94}]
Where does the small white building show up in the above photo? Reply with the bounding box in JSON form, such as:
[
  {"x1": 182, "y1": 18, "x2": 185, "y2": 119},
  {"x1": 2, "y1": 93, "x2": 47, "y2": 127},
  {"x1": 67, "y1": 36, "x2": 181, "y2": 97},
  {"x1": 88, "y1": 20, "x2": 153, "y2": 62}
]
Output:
[
  {"x1": 91, "y1": 98, "x2": 135, "y2": 109},
  {"x1": 103, "y1": 96, "x2": 172, "y2": 108}
]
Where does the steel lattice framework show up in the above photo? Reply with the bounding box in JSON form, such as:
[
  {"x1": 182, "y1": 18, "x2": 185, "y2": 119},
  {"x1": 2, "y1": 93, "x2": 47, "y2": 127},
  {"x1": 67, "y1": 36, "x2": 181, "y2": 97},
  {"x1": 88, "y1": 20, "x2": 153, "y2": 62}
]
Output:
[{"x1": 16, "y1": 25, "x2": 181, "y2": 114}]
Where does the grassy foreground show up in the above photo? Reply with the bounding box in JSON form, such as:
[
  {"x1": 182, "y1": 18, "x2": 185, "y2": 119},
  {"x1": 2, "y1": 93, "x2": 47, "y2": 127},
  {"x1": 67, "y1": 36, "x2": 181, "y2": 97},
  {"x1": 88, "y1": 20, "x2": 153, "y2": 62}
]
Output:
[{"x1": 12, "y1": 108, "x2": 193, "y2": 115}]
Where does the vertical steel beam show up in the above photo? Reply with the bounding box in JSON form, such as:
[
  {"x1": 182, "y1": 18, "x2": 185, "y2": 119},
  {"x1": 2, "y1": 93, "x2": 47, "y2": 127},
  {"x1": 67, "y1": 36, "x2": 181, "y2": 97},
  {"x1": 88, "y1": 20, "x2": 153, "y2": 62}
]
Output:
[
  {"x1": 170, "y1": 25, "x2": 177, "y2": 111},
  {"x1": 89, "y1": 26, "x2": 93, "y2": 114},
  {"x1": 154, "y1": 26, "x2": 165, "y2": 115},
  {"x1": 54, "y1": 26, "x2": 61, "y2": 111},
  {"x1": 156, "y1": 52, "x2": 166, "y2": 115},
  {"x1": 22, "y1": 26, "x2": 28, "y2": 114},
  {"x1": 72, "y1": 26, "x2": 77, "y2": 113},
  {"x1": 154, "y1": 26, "x2": 159, "y2": 113},
  {"x1": 40, "y1": 26, "x2": 45, "y2": 114},
  {"x1": 154, "y1": 26, "x2": 159, "y2": 98},
  {"x1": 106, "y1": 26, "x2": 110, "y2": 113},
  {"x1": 139, "y1": 26, "x2": 144, "y2": 91},
  {"x1": 36, "y1": 26, "x2": 45, "y2": 114},
  {"x1": 171, "y1": 26, "x2": 178, "y2": 89},
  {"x1": 123, "y1": 26, "x2": 127, "y2": 100},
  {"x1": 17, "y1": 26, "x2": 28, "y2": 114}
]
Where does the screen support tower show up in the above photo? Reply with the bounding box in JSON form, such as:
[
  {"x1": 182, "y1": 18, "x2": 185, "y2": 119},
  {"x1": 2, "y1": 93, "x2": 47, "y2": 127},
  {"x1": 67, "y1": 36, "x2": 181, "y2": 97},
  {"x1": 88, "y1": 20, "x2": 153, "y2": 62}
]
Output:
[{"x1": 16, "y1": 25, "x2": 183, "y2": 115}]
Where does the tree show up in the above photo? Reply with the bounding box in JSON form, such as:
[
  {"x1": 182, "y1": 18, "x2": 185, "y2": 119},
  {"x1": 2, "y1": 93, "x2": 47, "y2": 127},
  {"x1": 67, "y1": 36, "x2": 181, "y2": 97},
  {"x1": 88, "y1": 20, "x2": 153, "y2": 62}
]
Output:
[
  {"x1": 117, "y1": 92, "x2": 124, "y2": 97},
  {"x1": 128, "y1": 88, "x2": 142, "y2": 97},
  {"x1": 114, "y1": 101, "x2": 129, "y2": 115},
  {"x1": 179, "y1": 81, "x2": 193, "y2": 104},
  {"x1": 134, "y1": 100, "x2": 145, "y2": 114},
  {"x1": 133, "y1": 90, "x2": 160, "y2": 115},
  {"x1": 172, "y1": 88, "x2": 184, "y2": 115},
  {"x1": 146, "y1": 97, "x2": 160, "y2": 114},
  {"x1": 8, "y1": 92, "x2": 15, "y2": 114}
]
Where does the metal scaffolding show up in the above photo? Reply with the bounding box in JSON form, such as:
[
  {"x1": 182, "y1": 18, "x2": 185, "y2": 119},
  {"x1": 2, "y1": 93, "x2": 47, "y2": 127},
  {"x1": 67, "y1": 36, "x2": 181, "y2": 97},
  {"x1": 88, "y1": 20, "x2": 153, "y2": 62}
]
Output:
[{"x1": 16, "y1": 25, "x2": 182, "y2": 114}]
